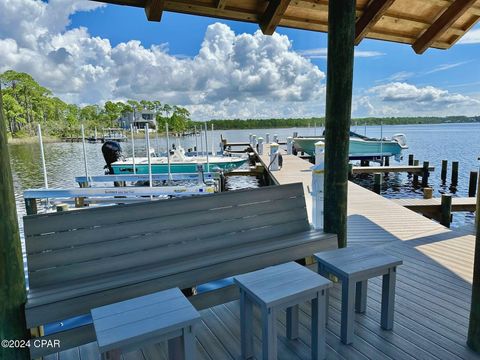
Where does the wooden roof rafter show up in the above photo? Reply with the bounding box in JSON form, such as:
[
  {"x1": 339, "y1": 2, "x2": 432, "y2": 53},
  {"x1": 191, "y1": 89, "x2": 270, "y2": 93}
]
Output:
[
  {"x1": 261, "y1": 0, "x2": 293, "y2": 35},
  {"x1": 355, "y1": 0, "x2": 396, "y2": 45},
  {"x1": 91, "y1": 0, "x2": 480, "y2": 53},
  {"x1": 145, "y1": 0, "x2": 165, "y2": 21},
  {"x1": 413, "y1": 0, "x2": 478, "y2": 53}
]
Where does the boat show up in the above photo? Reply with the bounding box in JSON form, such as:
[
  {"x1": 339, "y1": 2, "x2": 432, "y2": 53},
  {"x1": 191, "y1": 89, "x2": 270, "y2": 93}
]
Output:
[
  {"x1": 110, "y1": 147, "x2": 247, "y2": 174},
  {"x1": 293, "y1": 131, "x2": 408, "y2": 160}
]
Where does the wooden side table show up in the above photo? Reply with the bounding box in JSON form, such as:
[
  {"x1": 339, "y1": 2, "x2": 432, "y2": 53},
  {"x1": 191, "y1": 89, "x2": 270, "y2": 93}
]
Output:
[
  {"x1": 91, "y1": 287, "x2": 201, "y2": 360},
  {"x1": 314, "y1": 247, "x2": 402, "y2": 344},
  {"x1": 234, "y1": 262, "x2": 332, "y2": 360}
]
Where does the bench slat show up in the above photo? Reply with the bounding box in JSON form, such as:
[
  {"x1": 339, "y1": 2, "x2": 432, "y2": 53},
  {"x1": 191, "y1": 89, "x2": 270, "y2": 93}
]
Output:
[
  {"x1": 27, "y1": 202, "x2": 307, "y2": 272},
  {"x1": 26, "y1": 193, "x2": 305, "y2": 253},
  {"x1": 29, "y1": 216, "x2": 309, "y2": 288},
  {"x1": 24, "y1": 183, "x2": 302, "y2": 236},
  {"x1": 25, "y1": 231, "x2": 337, "y2": 327}
]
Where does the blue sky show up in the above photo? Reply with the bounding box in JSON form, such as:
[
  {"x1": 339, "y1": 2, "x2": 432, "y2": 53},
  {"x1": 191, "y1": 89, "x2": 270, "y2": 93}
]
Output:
[{"x1": 1, "y1": 0, "x2": 479, "y2": 119}]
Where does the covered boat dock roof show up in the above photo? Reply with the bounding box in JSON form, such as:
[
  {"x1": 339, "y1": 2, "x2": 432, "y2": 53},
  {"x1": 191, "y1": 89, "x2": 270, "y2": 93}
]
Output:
[{"x1": 94, "y1": 0, "x2": 480, "y2": 53}]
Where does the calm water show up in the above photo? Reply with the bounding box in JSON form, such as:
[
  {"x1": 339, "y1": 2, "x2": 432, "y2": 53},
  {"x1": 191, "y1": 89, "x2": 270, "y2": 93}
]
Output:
[
  {"x1": 9, "y1": 122, "x2": 480, "y2": 230},
  {"x1": 7, "y1": 122, "x2": 479, "y2": 333}
]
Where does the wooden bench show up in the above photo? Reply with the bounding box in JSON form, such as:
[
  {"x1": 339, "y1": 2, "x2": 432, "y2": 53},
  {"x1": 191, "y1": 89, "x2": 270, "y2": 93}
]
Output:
[{"x1": 23, "y1": 182, "x2": 337, "y2": 358}]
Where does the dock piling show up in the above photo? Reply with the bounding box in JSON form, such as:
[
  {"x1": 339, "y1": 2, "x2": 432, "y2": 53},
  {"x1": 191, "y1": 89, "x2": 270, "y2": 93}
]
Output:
[
  {"x1": 469, "y1": 171, "x2": 478, "y2": 197},
  {"x1": 413, "y1": 160, "x2": 419, "y2": 185},
  {"x1": 440, "y1": 194, "x2": 452, "y2": 228},
  {"x1": 423, "y1": 187, "x2": 433, "y2": 199},
  {"x1": 315, "y1": 141, "x2": 325, "y2": 166},
  {"x1": 273, "y1": 134, "x2": 279, "y2": 143},
  {"x1": 422, "y1": 161, "x2": 430, "y2": 187},
  {"x1": 374, "y1": 173, "x2": 382, "y2": 193},
  {"x1": 266, "y1": 133, "x2": 270, "y2": 143},
  {"x1": 441, "y1": 160, "x2": 448, "y2": 182},
  {"x1": 384, "y1": 156, "x2": 390, "y2": 167},
  {"x1": 408, "y1": 154, "x2": 414, "y2": 166},
  {"x1": 451, "y1": 161, "x2": 459, "y2": 187}
]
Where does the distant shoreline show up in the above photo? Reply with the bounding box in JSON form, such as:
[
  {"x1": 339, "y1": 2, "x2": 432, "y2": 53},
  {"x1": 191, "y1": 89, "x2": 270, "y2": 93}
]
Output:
[{"x1": 7, "y1": 119, "x2": 480, "y2": 144}]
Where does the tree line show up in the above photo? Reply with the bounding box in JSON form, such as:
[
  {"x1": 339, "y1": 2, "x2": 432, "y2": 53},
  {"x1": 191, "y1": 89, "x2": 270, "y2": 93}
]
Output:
[
  {"x1": 0, "y1": 70, "x2": 192, "y2": 137},
  {"x1": 1, "y1": 70, "x2": 479, "y2": 138}
]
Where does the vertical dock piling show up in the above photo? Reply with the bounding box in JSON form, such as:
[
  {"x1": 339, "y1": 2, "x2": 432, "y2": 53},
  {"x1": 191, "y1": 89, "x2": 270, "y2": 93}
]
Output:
[
  {"x1": 0, "y1": 87, "x2": 29, "y2": 359},
  {"x1": 467, "y1": 170, "x2": 480, "y2": 352},
  {"x1": 413, "y1": 160, "x2": 419, "y2": 185},
  {"x1": 422, "y1": 161, "x2": 430, "y2": 187},
  {"x1": 323, "y1": 0, "x2": 356, "y2": 248},
  {"x1": 441, "y1": 160, "x2": 448, "y2": 182},
  {"x1": 440, "y1": 194, "x2": 452, "y2": 228},
  {"x1": 374, "y1": 173, "x2": 382, "y2": 194},
  {"x1": 408, "y1": 154, "x2": 414, "y2": 166},
  {"x1": 469, "y1": 171, "x2": 478, "y2": 197},
  {"x1": 451, "y1": 161, "x2": 459, "y2": 186}
]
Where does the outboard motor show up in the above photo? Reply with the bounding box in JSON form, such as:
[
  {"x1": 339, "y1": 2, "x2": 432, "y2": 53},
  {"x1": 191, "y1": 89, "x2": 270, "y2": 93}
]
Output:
[{"x1": 102, "y1": 141, "x2": 122, "y2": 174}]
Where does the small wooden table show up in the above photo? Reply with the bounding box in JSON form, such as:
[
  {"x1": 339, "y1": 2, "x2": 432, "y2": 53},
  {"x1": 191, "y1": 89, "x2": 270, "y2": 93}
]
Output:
[
  {"x1": 91, "y1": 288, "x2": 201, "y2": 360},
  {"x1": 234, "y1": 262, "x2": 332, "y2": 360},
  {"x1": 314, "y1": 247, "x2": 403, "y2": 344}
]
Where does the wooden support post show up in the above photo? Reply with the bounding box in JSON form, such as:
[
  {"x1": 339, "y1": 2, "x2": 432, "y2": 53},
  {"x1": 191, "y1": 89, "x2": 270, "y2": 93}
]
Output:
[
  {"x1": 423, "y1": 187, "x2": 433, "y2": 199},
  {"x1": 451, "y1": 161, "x2": 459, "y2": 186},
  {"x1": 384, "y1": 156, "x2": 390, "y2": 167},
  {"x1": 422, "y1": 161, "x2": 429, "y2": 188},
  {"x1": 469, "y1": 171, "x2": 478, "y2": 197},
  {"x1": 413, "y1": 160, "x2": 419, "y2": 185},
  {"x1": 467, "y1": 170, "x2": 480, "y2": 352},
  {"x1": 441, "y1": 160, "x2": 448, "y2": 182},
  {"x1": 374, "y1": 173, "x2": 382, "y2": 194},
  {"x1": 324, "y1": 0, "x2": 356, "y2": 248},
  {"x1": 440, "y1": 194, "x2": 452, "y2": 228},
  {"x1": 348, "y1": 163, "x2": 353, "y2": 180},
  {"x1": 408, "y1": 154, "x2": 414, "y2": 166},
  {"x1": 0, "y1": 85, "x2": 29, "y2": 359}
]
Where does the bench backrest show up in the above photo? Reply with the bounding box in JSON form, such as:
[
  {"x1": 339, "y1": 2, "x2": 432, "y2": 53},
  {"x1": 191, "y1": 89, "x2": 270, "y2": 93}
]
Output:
[{"x1": 24, "y1": 183, "x2": 309, "y2": 290}]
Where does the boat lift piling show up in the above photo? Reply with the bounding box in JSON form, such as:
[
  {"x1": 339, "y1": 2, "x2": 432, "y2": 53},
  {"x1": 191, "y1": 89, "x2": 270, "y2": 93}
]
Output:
[
  {"x1": 81, "y1": 124, "x2": 90, "y2": 185},
  {"x1": 37, "y1": 124, "x2": 48, "y2": 189},
  {"x1": 130, "y1": 125, "x2": 136, "y2": 174},
  {"x1": 194, "y1": 126, "x2": 199, "y2": 158},
  {"x1": 204, "y1": 122, "x2": 210, "y2": 171},
  {"x1": 145, "y1": 124, "x2": 153, "y2": 192},
  {"x1": 165, "y1": 123, "x2": 172, "y2": 184}
]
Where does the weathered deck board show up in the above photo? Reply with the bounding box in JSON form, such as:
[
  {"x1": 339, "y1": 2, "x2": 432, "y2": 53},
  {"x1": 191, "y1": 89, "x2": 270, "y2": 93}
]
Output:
[{"x1": 48, "y1": 146, "x2": 478, "y2": 360}]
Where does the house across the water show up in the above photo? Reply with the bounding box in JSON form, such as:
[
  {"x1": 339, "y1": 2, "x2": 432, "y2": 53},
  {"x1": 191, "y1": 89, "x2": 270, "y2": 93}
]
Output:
[{"x1": 117, "y1": 110, "x2": 156, "y2": 130}]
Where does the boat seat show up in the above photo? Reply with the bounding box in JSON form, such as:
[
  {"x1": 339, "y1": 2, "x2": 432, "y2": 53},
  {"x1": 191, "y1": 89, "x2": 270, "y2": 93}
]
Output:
[{"x1": 23, "y1": 183, "x2": 337, "y2": 357}]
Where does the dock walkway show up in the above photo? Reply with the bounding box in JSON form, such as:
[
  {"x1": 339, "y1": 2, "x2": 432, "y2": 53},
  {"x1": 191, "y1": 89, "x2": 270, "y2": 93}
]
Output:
[{"x1": 45, "y1": 147, "x2": 478, "y2": 360}]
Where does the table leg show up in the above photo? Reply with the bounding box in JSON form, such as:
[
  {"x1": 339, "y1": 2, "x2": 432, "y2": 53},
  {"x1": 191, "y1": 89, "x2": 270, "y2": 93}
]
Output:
[
  {"x1": 355, "y1": 280, "x2": 368, "y2": 313},
  {"x1": 168, "y1": 336, "x2": 185, "y2": 360},
  {"x1": 381, "y1": 267, "x2": 397, "y2": 330},
  {"x1": 240, "y1": 289, "x2": 254, "y2": 359},
  {"x1": 261, "y1": 306, "x2": 277, "y2": 360},
  {"x1": 312, "y1": 290, "x2": 327, "y2": 360},
  {"x1": 318, "y1": 264, "x2": 329, "y2": 325},
  {"x1": 286, "y1": 305, "x2": 299, "y2": 340},
  {"x1": 341, "y1": 278, "x2": 355, "y2": 344},
  {"x1": 183, "y1": 325, "x2": 196, "y2": 360},
  {"x1": 102, "y1": 349, "x2": 121, "y2": 360}
]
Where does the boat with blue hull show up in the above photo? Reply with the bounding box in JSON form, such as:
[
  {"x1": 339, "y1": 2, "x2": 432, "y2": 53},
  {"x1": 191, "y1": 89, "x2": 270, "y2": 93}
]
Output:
[
  {"x1": 293, "y1": 131, "x2": 408, "y2": 160},
  {"x1": 110, "y1": 147, "x2": 247, "y2": 174}
]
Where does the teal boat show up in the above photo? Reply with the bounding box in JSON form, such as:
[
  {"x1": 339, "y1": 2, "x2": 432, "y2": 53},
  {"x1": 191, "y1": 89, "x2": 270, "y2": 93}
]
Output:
[
  {"x1": 293, "y1": 131, "x2": 407, "y2": 159},
  {"x1": 110, "y1": 147, "x2": 247, "y2": 174}
]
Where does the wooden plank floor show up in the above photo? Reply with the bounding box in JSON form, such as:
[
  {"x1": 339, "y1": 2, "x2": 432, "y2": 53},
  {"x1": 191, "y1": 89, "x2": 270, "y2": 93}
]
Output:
[{"x1": 47, "y1": 148, "x2": 478, "y2": 360}]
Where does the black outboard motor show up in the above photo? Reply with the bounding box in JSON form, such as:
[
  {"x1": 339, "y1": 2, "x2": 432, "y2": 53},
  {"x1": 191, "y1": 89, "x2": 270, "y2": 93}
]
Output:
[{"x1": 102, "y1": 141, "x2": 122, "y2": 174}]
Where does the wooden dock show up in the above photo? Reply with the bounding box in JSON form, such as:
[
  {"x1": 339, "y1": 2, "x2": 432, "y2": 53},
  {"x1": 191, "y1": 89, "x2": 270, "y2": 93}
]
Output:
[
  {"x1": 352, "y1": 165, "x2": 434, "y2": 175},
  {"x1": 393, "y1": 197, "x2": 477, "y2": 213},
  {"x1": 44, "y1": 146, "x2": 478, "y2": 360}
]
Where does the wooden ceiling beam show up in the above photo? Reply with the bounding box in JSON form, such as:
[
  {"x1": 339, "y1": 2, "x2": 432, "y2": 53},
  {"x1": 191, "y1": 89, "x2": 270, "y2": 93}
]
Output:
[
  {"x1": 355, "y1": 0, "x2": 396, "y2": 45},
  {"x1": 217, "y1": 0, "x2": 227, "y2": 10},
  {"x1": 145, "y1": 0, "x2": 165, "y2": 21},
  {"x1": 260, "y1": 0, "x2": 293, "y2": 35},
  {"x1": 413, "y1": 0, "x2": 477, "y2": 54}
]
